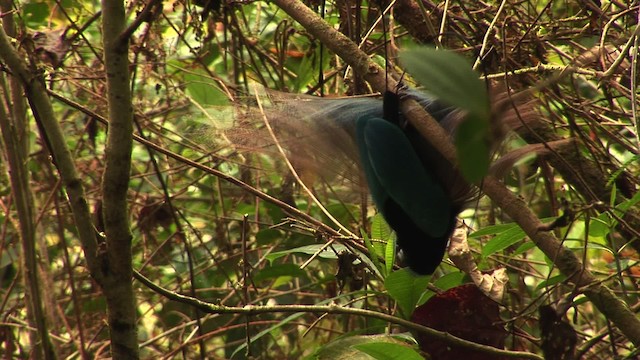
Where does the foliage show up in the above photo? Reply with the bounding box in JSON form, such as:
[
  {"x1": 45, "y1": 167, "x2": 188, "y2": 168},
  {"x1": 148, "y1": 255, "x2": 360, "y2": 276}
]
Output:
[{"x1": 0, "y1": 0, "x2": 638, "y2": 359}]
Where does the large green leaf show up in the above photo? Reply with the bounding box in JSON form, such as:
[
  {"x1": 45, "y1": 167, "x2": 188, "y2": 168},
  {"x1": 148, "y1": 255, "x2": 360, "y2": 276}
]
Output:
[
  {"x1": 385, "y1": 268, "x2": 431, "y2": 318},
  {"x1": 417, "y1": 271, "x2": 465, "y2": 305},
  {"x1": 535, "y1": 274, "x2": 567, "y2": 291},
  {"x1": 363, "y1": 231, "x2": 385, "y2": 277},
  {"x1": 454, "y1": 113, "x2": 491, "y2": 182},
  {"x1": 370, "y1": 213, "x2": 391, "y2": 259},
  {"x1": 312, "y1": 335, "x2": 417, "y2": 360},
  {"x1": 400, "y1": 47, "x2": 492, "y2": 182},
  {"x1": 182, "y1": 68, "x2": 229, "y2": 106},
  {"x1": 399, "y1": 47, "x2": 489, "y2": 117},
  {"x1": 480, "y1": 225, "x2": 526, "y2": 258},
  {"x1": 470, "y1": 223, "x2": 519, "y2": 237},
  {"x1": 371, "y1": 213, "x2": 395, "y2": 276},
  {"x1": 371, "y1": 213, "x2": 393, "y2": 244},
  {"x1": 266, "y1": 244, "x2": 347, "y2": 263},
  {"x1": 354, "y1": 341, "x2": 424, "y2": 360},
  {"x1": 384, "y1": 233, "x2": 396, "y2": 276}
]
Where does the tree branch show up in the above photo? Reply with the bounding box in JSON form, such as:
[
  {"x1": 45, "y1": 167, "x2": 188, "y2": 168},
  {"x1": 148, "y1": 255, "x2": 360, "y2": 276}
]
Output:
[
  {"x1": 0, "y1": 44, "x2": 56, "y2": 360},
  {"x1": 101, "y1": 0, "x2": 138, "y2": 357},
  {"x1": 271, "y1": 0, "x2": 392, "y2": 93}
]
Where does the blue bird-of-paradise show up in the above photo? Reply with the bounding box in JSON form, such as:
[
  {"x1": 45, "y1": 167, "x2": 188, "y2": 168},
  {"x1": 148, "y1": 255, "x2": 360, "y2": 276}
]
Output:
[
  {"x1": 357, "y1": 93, "x2": 459, "y2": 274},
  {"x1": 328, "y1": 90, "x2": 469, "y2": 275},
  {"x1": 223, "y1": 87, "x2": 536, "y2": 275}
]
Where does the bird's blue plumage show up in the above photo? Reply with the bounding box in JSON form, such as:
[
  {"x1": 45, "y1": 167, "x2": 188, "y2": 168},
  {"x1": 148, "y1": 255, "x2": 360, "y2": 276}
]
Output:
[
  {"x1": 287, "y1": 90, "x2": 466, "y2": 275},
  {"x1": 229, "y1": 87, "x2": 535, "y2": 274},
  {"x1": 237, "y1": 89, "x2": 467, "y2": 275},
  {"x1": 356, "y1": 116, "x2": 453, "y2": 237},
  {"x1": 356, "y1": 114, "x2": 457, "y2": 274}
]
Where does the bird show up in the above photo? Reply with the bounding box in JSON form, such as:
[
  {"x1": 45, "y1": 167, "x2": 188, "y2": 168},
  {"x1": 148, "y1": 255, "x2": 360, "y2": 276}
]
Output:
[
  {"x1": 223, "y1": 87, "x2": 539, "y2": 275},
  {"x1": 351, "y1": 90, "x2": 469, "y2": 275}
]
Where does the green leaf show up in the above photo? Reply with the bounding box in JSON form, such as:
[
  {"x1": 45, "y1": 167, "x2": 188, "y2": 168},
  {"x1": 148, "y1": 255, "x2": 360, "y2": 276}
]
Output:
[
  {"x1": 371, "y1": 213, "x2": 392, "y2": 243},
  {"x1": 535, "y1": 274, "x2": 567, "y2": 291},
  {"x1": 183, "y1": 69, "x2": 229, "y2": 106},
  {"x1": 24, "y1": 3, "x2": 50, "y2": 25},
  {"x1": 266, "y1": 244, "x2": 347, "y2": 263},
  {"x1": 255, "y1": 228, "x2": 282, "y2": 246},
  {"x1": 370, "y1": 213, "x2": 391, "y2": 259},
  {"x1": 400, "y1": 47, "x2": 492, "y2": 182},
  {"x1": 384, "y1": 233, "x2": 396, "y2": 276},
  {"x1": 606, "y1": 153, "x2": 640, "y2": 189},
  {"x1": 588, "y1": 214, "x2": 611, "y2": 238},
  {"x1": 585, "y1": 242, "x2": 613, "y2": 252},
  {"x1": 434, "y1": 271, "x2": 465, "y2": 291},
  {"x1": 252, "y1": 263, "x2": 308, "y2": 283},
  {"x1": 399, "y1": 47, "x2": 489, "y2": 117},
  {"x1": 455, "y1": 113, "x2": 491, "y2": 182},
  {"x1": 616, "y1": 188, "x2": 640, "y2": 212},
  {"x1": 0, "y1": 245, "x2": 18, "y2": 268},
  {"x1": 470, "y1": 223, "x2": 518, "y2": 237},
  {"x1": 232, "y1": 312, "x2": 306, "y2": 358},
  {"x1": 363, "y1": 231, "x2": 385, "y2": 276},
  {"x1": 354, "y1": 342, "x2": 424, "y2": 360},
  {"x1": 417, "y1": 271, "x2": 465, "y2": 305},
  {"x1": 324, "y1": 203, "x2": 359, "y2": 228},
  {"x1": 312, "y1": 335, "x2": 413, "y2": 360},
  {"x1": 385, "y1": 268, "x2": 431, "y2": 317},
  {"x1": 370, "y1": 213, "x2": 395, "y2": 276},
  {"x1": 481, "y1": 225, "x2": 526, "y2": 258},
  {"x1": 512, "y1": 241, "x2": 536, "y2": 256}
]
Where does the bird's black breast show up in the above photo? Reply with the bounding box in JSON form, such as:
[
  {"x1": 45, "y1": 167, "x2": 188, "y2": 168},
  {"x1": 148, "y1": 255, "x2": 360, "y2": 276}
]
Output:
[
  {"x1": 382, "y1": 197, "x2": 457, "y2": 275},
  {"x1": 378, "y1": 91, "x2": 460, "y2": 275}
]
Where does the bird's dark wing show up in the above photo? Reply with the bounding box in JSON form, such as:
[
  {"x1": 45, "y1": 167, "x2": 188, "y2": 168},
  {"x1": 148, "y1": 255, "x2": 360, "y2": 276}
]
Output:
[{"x1": 356, "y1": 115, "x2": 453, "y2": 239}]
